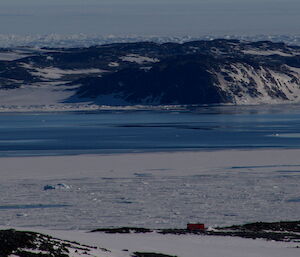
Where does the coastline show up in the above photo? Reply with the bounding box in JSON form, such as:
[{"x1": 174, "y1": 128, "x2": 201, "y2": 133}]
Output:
[{"x1": 1, "y1": 102, "x2": 300, "y2": 113}]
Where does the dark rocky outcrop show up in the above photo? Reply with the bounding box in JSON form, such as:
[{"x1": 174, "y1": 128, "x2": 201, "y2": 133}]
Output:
[{"x1": 0, "y1": 229, "x2": 101, "y2": 257}]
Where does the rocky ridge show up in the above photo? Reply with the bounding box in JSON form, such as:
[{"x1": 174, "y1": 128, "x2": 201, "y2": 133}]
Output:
[{"x1": 91, "y1": 221, "x2": 300, "y2": 243}]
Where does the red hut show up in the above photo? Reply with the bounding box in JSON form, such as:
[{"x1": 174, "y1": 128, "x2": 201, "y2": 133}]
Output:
[{"x1": 187, "y1": 223, "x2": 205, "y2": 231}]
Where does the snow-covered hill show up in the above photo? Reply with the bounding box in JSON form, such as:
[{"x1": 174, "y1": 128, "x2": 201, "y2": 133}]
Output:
[{"x1": 1, "y1": 39, "x2": 300, "y2": 109}]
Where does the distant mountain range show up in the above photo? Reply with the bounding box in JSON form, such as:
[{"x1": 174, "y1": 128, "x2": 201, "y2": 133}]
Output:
[{"x1": 0, "y1": 39, "x2": 300, "y2": 107}]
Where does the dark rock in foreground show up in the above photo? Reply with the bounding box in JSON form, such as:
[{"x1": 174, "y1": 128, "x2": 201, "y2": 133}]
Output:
[
  {"x1": 0, "y1": 229, "x2": 103, "y2": 257},
  {"x1": 0, "y1": 230, "x2": 41, "y2": 257}
]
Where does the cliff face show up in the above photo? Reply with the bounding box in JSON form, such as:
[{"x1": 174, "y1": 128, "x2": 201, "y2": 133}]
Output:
[
  {"x1": 1, "y1": 39, "x2": 300, "y2": 106},
  {"x1": 213, "y1": 57, "x2": 300, "y2": 104}
]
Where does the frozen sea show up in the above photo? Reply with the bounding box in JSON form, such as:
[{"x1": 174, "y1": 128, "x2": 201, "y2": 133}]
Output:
[
  {"x1": 1, "y1": 104, "x2": 300, "y2": 230},
  {"x1": 1, "y1": 104, "x2": 300, "y2": 157}
]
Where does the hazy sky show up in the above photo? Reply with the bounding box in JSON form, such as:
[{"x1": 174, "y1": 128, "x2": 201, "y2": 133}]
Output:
[{"x1": 1, "y1": 0, "x2": 299, "y2": 36}]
